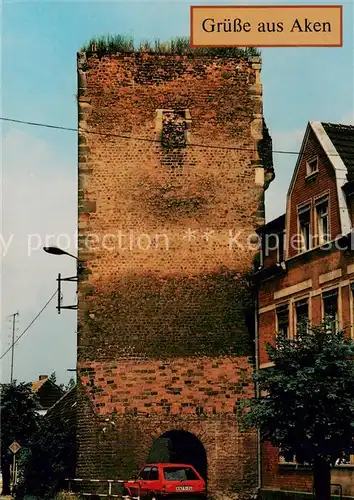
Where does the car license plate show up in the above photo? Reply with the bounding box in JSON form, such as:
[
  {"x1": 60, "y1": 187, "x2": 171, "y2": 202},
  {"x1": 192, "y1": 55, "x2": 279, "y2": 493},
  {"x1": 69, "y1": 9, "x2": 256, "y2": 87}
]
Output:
[{"x1": 176, "y1": 487, "x2": 192, "y2": 491}]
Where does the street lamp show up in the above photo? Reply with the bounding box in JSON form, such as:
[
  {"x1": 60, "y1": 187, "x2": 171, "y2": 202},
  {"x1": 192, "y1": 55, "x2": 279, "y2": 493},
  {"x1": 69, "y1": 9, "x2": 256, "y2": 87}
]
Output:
[
  {"x1": 43, "y1": 246, "x2": 81, "y2": 314},
  {"x1": 43, "y1": 246, "x2": 78, "y2": 260}
]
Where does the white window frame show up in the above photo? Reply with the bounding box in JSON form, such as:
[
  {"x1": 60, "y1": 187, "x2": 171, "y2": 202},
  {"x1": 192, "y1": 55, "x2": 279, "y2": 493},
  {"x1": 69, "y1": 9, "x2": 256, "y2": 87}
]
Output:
[
  {"x1": 315, "y1": 195, "x2": 330, "y2": 245},
  {"x1": 306, "y1": 156, "x2": 319, "y2": 177},
  {"x1": 298, "y1": 204, "x2": 312, "y2": 253}
]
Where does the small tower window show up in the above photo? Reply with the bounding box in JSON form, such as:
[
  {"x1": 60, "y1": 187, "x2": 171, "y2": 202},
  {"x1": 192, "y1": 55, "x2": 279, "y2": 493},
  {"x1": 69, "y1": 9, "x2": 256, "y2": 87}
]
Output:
[
  {"x1": 155, "y1": 109, "x2": 191, "y2": 149},
  {"x1": 162, "y1": 111, "x2": 187, "y2": 148}
]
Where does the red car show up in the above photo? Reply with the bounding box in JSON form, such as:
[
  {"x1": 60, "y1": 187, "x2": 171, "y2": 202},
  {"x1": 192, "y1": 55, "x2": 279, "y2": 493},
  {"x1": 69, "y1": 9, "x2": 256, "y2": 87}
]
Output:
[{"x1": 122, "y1": 463, "x2": 206, "y2": 500}]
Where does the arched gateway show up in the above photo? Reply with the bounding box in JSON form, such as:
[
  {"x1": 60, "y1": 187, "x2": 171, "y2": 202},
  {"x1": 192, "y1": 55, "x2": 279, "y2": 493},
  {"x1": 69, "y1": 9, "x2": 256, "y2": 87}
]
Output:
[{"x1": 148, "y1": 431, "x2": 207, "y2": 481}]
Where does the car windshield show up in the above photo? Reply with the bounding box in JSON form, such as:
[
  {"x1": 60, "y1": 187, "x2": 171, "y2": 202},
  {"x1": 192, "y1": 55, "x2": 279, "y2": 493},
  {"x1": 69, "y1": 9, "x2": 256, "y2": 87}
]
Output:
[{"x1": 163, "y1": 467, "x2": 198, "y2": 481}]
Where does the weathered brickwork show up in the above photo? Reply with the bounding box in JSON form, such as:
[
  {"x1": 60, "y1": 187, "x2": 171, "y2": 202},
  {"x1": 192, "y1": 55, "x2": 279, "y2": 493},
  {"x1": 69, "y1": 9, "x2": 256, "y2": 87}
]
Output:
[
  {"x1": 79, "y1": 356, "x2": 254, "y2": 415},
  {"x1": 77, "y1": 49, "x2": 273, "y2": 499}
]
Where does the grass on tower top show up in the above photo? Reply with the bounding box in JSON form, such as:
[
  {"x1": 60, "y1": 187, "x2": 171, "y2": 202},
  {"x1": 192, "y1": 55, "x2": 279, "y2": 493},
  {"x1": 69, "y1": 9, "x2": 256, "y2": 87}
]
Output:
[{"x1": 80, "y1": 35, "x2": 260, "y2": 58}]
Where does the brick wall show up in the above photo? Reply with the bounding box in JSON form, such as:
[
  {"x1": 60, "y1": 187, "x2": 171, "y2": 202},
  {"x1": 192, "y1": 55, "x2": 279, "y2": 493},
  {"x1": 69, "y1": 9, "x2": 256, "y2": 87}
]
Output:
[
  {"x1": 287, "y1": 128, "x2": 341, "y2": 259},
  {"x1": 257, "y1": 119, "x2": 354, "y2": 494},
  {"x1": 77, "y1": 50, "x2": 272, "y2": 499},
  {"x1": 258, "y1": 249, "x2": 354, "y2": 366},
  {"x1": 261, "y1": 443, "x2": 313, "y2": 493}
]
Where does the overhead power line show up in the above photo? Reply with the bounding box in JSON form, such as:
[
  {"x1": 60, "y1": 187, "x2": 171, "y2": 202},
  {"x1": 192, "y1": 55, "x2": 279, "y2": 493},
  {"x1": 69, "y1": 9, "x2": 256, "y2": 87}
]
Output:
[
  {"x1": 1, "y1": 116, "x2": 351, "y2": 158},
  {"x1": 0, "y1": 290, "x2": 58, "y2": 361}
]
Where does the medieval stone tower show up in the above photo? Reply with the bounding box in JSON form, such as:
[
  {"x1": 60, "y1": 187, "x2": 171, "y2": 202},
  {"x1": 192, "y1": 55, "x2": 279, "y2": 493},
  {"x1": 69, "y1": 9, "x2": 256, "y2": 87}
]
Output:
[{"x1": 77, "y1": 41, "x2": 273, "y2": 499}]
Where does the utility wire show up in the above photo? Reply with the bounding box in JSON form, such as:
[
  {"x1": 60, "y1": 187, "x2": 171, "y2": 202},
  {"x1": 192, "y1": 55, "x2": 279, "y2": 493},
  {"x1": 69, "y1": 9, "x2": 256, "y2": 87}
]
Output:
[
  {"x1": 0, "y1": 290, "x2": 58, "y2": 361},
  {"x1": 2, "y1": 116, "x2": 353, "y2": 158}
]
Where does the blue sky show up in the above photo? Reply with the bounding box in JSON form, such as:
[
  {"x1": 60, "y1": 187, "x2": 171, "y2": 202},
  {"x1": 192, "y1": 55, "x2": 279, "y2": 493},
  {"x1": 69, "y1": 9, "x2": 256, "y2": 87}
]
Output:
[{"x1": 1, "y1": 0, "x2": 353, "y2": 384}]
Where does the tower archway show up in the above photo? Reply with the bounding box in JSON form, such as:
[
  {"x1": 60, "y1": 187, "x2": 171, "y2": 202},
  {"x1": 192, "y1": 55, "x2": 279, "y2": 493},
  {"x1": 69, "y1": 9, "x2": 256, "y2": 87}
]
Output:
[{"x1": 147, "y1": 430, "x2": 207, "y2": 481}]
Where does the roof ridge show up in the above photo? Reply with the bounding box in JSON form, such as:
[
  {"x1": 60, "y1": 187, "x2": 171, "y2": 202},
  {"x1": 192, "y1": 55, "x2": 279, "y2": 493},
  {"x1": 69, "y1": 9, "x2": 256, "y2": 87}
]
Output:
[{"x1": 321, "y1": 121, "x2": 354, "y2": 129}]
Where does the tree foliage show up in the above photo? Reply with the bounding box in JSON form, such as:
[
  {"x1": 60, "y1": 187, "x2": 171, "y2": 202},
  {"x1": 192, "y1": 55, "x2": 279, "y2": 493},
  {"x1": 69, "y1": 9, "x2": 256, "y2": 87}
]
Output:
[
  {"x1": 0, "y1": 382, "x2": 39, "y2": 495},
  {"x1": 241, "y1": 324, "x2": 354, "y2": 499},
  {"x1": 19, "y1": 415, "x2": 76, "y2": 498},
  {"x1": 243, "y1": 324, "x2": 354, "y2": 462}
]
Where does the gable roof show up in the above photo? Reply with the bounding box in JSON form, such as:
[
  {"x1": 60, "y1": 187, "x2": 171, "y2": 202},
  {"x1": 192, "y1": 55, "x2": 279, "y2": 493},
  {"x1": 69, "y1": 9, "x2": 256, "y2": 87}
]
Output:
[
  {"x1": 321, "y1": 122, "x2": 354, "y2": 182},
  {"x1": 286, "y1": 121, "x2": 352, "y2": 237},
  {"x1": 31, "y1": 378, "x2": 48, "y2": 392},
  {"x1": 31, "y1": 377, "x2": 64, "y2": 410}
]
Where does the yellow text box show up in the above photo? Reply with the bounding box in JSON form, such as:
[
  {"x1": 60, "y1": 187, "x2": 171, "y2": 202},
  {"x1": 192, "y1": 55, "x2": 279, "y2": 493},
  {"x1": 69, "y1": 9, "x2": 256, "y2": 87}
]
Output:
[{"x1": 190, "y1": 5, "x2": 343, "y2": 47}]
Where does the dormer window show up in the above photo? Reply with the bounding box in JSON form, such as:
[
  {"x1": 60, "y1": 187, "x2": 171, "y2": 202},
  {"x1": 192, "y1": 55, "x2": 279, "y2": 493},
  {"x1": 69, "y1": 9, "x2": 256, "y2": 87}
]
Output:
[{"x1": 306, "y1": 157, "x2": 318, "y2": 177}]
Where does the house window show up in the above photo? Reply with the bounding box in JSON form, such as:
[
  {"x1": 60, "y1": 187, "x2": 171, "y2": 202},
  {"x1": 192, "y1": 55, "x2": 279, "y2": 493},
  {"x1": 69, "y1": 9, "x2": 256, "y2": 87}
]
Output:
[
  {"x1": 306, "y1": 157, "x2": 318, "y2": 176},
  {"x1": 279, "y1": 453, "x2": 310, "y2": 466},
  {"x1": 298, "y1": 205, "x2": 311, "y2": 252},
  {"x1": 276, "y1": 304, "x2": 289, "y2": 338},
  {"x1": 295, "y1": 298, "x2": 309, "y2": 336},
  {"x1": 316, "y1": 196, "x2": 329, "y2": 245},
  {"x1": 323, "y1": 289, "x2": 338, "y2": 332},
  {"x1": 335, "y1": 454, "x2": 354, "y2": 466}
]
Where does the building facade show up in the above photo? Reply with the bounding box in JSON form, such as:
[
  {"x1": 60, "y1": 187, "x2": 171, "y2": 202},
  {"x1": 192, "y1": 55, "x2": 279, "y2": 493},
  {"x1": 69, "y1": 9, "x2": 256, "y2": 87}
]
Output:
[
  {"x1": 76, "y1": 44, "x2": 273, "y2": 498},
  {"x1": 256, "y1": 122, "x2": 354, "y2": 498}
]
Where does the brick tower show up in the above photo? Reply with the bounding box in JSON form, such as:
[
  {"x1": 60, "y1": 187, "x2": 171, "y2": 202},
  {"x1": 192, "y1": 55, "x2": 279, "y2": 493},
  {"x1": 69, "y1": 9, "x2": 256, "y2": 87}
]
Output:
[{"x1": 77, "y1": 42, "x2": 273, "y2": 499}]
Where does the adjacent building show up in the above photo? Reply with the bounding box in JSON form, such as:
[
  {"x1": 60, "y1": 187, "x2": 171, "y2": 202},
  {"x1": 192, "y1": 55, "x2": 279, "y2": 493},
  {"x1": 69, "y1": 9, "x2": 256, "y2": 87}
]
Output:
[
  {"x1": 76, "y1": 41, "x2": 274, "y2": 498},
  {"x1": 255, "y1": 121, "x2": 354, "y2": 498},
  {"x1": 31, "y1": 374, "x2": 64, "y2": 416}
]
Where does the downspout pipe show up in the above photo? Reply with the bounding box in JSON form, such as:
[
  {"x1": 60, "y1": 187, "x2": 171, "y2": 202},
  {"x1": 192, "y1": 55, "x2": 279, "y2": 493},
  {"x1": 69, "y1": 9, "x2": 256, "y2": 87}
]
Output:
[{"x1": 254, "y1": 280, "x2": 262, "y2": 494}]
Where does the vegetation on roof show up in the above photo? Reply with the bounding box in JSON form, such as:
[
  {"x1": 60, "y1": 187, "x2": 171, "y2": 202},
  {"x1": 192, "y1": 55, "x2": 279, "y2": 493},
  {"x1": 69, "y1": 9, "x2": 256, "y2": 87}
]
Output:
[{"x1": 80, "y1": 35, "x2": 260, "y2": 58}]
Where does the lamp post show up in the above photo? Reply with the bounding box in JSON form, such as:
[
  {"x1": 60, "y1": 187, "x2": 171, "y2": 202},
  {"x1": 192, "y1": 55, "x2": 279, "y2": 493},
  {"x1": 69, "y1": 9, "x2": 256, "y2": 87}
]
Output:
[
  {"x1": 43, "y1": 246, "x2": 82, "y2": 314},
  {"x1": 43, "y1": 246, "x2": 78, "y2": 260}
]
